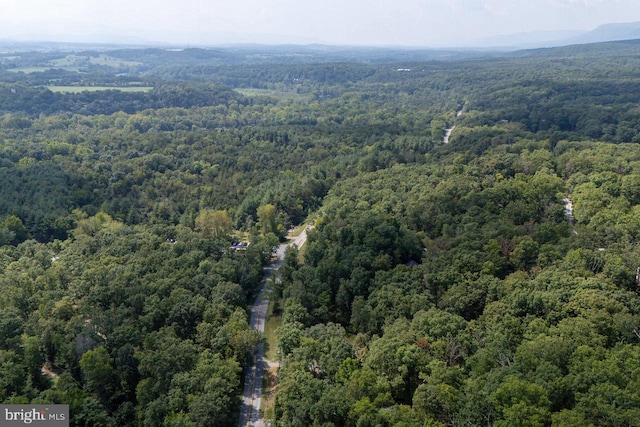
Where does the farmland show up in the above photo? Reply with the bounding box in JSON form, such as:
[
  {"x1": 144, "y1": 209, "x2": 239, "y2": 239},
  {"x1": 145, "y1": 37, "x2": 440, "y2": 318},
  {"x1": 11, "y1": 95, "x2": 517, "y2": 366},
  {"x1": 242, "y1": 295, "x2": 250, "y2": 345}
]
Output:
[{"x1": 47, "y1": 85, "x2": 153, "y2": 93}]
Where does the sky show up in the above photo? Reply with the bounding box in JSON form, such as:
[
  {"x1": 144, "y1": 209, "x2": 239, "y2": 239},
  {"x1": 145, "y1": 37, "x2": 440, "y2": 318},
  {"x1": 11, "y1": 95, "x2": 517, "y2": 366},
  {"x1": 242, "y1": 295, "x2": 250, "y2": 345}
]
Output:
[{"x1": 0, "y1": 0, "x2": 639, "y2": 47}]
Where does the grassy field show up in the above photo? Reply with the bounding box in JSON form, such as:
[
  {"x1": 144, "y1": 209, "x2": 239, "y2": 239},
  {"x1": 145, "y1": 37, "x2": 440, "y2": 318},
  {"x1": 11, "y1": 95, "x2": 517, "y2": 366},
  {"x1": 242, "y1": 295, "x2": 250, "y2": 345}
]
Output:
[
  {"x1": 264, "y1": 297, "x2": 282, "y2": 361},
  {"x1": 8, "y1": 54, "x2": 141, "y2": 74},
  {"x1": 235, "y1": 88, "x2": 311, "y2": 102},
  {"x1": 88, "y1": 54, "x2": 142, "y2": 67},
  {"x1": 288, "y1": 223, "x2": 308, "y2": 238},
  {"x1": 263, "y1": 297, "x2": 281, "y2": 422},
  {"x1": 49, "y1": 54, "x2": 142, "y2": 68},
  {"x1": 47, "y1": 86, "x2": 154, "y2": 93},
  {"x1": 8, "y1": 67, "x2": 81, "y2": 74}
]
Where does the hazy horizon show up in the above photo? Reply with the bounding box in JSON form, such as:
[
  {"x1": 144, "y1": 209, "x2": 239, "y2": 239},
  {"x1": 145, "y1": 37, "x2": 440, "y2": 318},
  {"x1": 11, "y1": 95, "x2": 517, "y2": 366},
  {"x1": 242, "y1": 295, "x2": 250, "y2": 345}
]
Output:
[{"x1": 1, "y1": 0, "x2": 640, "y2": 48}]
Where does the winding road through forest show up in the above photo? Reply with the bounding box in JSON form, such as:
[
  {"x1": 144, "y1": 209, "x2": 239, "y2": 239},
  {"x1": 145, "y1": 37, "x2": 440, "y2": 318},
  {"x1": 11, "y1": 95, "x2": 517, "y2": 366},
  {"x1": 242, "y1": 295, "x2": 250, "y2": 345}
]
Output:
[
  {"x1": 237, "y1": 228, "x2": 309, "y2": 427},
  {"x1": 444, "y1": 105, "x2": 465, "y2": 144}
]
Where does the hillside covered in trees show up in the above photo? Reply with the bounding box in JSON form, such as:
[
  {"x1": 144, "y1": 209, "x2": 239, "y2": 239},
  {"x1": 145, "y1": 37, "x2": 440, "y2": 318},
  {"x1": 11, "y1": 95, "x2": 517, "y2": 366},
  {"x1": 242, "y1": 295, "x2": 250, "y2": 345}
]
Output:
[{"x1": 1, "y1": 41, "x2": 640, "y2": 426}]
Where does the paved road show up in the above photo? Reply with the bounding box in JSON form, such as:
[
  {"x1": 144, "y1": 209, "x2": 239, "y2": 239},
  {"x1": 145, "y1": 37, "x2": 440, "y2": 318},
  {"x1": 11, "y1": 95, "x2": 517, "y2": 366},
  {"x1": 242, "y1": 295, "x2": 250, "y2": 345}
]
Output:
[
  {"x1": 443, "y1": 105, "x2": 465, "y2": 144},
  {"x1": 237, "y1": 228, "x2": 308, "y2": 427},
  {"x1": 443, "y1": 126, "x2": 455, "y2": 144}
]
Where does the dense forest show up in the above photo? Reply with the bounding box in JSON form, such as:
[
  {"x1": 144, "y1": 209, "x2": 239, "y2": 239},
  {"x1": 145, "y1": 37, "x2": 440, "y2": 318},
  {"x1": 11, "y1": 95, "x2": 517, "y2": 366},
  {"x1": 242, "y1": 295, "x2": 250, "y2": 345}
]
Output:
[{"x1": 1, "y1": 40, "x2": 640, "y2": 426}]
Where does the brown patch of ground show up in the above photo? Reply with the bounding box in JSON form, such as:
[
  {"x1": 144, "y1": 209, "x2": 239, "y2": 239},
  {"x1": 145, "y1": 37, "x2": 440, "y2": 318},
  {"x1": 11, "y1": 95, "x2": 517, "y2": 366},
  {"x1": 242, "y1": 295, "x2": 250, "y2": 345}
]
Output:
[
  {"x1": 41, "y1": 364, "x2": 60, "y2": 380},
  {"x1": 262, "y1": 362, "x2": 280, "y2": 421}
]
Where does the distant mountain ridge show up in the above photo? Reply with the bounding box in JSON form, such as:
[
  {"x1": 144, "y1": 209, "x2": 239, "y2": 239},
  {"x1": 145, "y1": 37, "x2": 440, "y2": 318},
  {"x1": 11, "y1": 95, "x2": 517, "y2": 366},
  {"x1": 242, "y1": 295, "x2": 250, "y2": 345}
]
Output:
[
  {"x1": 3, "y1": 21, "x2": 640, "y2": 56},
  {"x1": 478, "y1": 21, "x2": 640, "y2": 49},
  {"x1": 562, "y1": 22, "x2": 640, "y2": 45}
]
